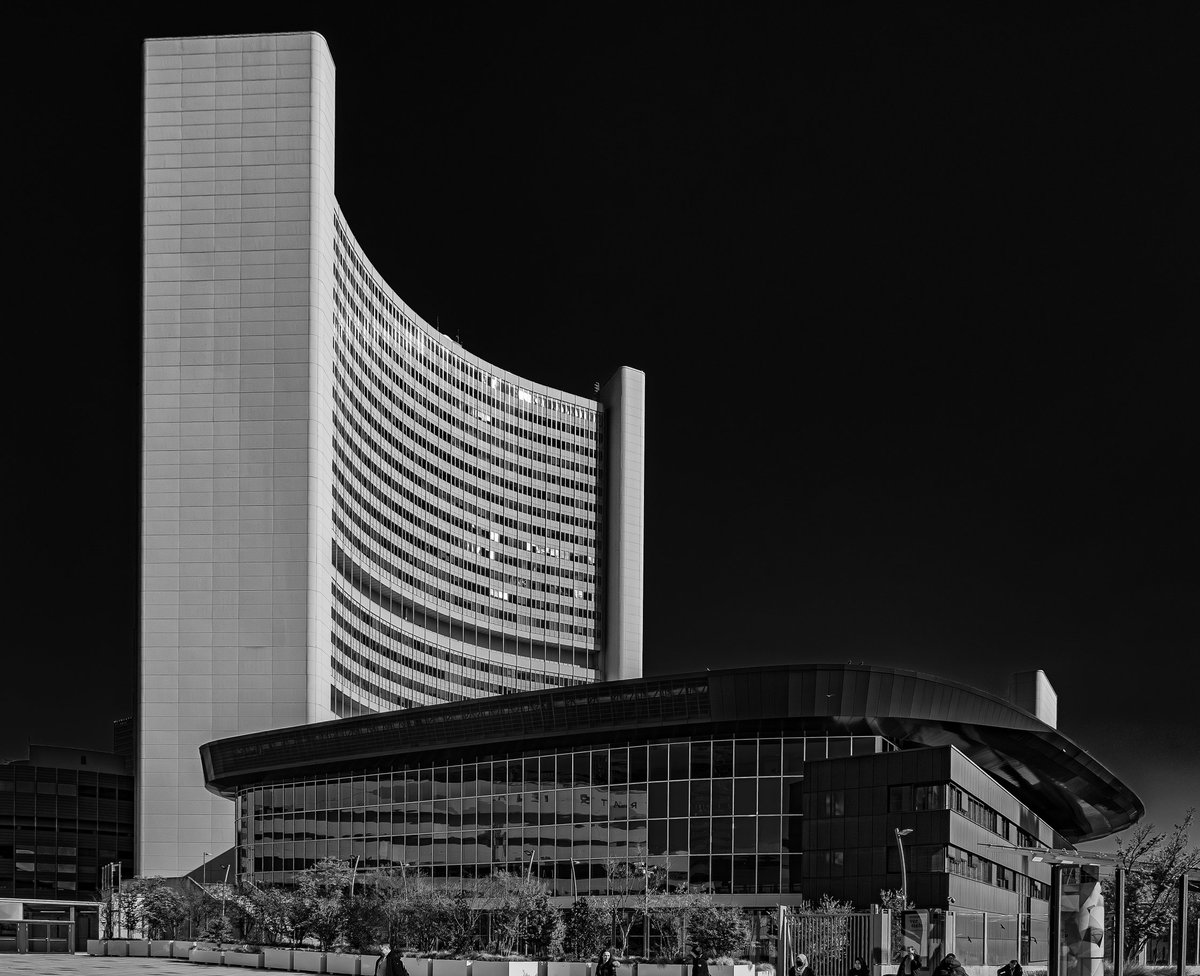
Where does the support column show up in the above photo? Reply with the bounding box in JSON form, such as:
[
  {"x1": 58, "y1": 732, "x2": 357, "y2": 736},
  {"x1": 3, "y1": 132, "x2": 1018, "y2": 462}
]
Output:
[
  {"x1": 1050, "y1": 865, "x2": 1063, "y2": 976},
  {"x1": 1114, "y1": 867, "x2": 1126, "y2": 976},
  {"x1": 1176, "y1": 872, "x2": 1188, "y2": 976}
]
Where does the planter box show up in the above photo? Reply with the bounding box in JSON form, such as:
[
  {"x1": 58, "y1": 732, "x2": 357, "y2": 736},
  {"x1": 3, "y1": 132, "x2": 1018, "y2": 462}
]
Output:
[
  {"x1": 150, "y1": 940, "x2": 174, "y2": 957},
  {"x1": 643, "y1": 965, "x2": 685, "y2": 976},
  {"x1": 707, "y1": 966, "x2": 754, "y2": 976},
  {"x1": 106, "y1": 941, "x2": 129, "y2": 957},
  {"x1": 615, "y1": 964, "x2": 636, "y2": 976},
  {"x1": 86, "y1": 939, "x2": 106, "y2": 956},
  {"x1": 191, "y1": 946, "x2": 226, "y2": 965},
  {"x1": 128, "y1": 940, "x2": 151, "y2": 957},
  {"x1": 431, "y1": 959, "x2": 471, "y2": 976},
  {"x1": 264, "y1": 947, "x2": 296, "y2": 971},
  {"x1": 403, "y1": 950, "x2": 436, "y2": 974},
  {"x1": 227, "y1": 950, "x2": 266, "y2": 968},
  {"x1": 328, "y1": 952, "x2": 364, "y2": 976},
  {"x1": 472, "y1": 962, "x2": 540, "y2": 976},
  {"x1": 173, "y1": 941, "x2": 195, "y2": 959},
  {"x1": 548, "y1": 965, "x2": 591, "y2": 976},
  {"x1": 404, "y1": 958, "x2": 433, "y2": 976},
  {"x1": 294, "y1": 948, "x2": 329, "y2": 973}
]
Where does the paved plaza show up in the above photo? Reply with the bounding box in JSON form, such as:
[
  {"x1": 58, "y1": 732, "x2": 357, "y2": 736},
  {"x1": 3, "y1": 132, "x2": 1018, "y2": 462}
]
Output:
[{"x1": 0, "y1": 956, "x2": 353, "y2": 976}]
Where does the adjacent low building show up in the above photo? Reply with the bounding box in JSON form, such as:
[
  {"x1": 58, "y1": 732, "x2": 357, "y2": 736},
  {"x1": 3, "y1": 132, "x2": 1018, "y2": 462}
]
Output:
[
  {"x1": 200, "y1": 664, "x2": 1141, "y2": 961},
  {"x1": 0, "y1": 742, "x2": 134, "y2": 953}
]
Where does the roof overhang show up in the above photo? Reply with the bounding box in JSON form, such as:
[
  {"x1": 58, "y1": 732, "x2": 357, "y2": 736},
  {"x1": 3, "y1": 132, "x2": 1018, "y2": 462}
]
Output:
[{"x1": 200, "y1": 664, "x2": 1142, "y2": 842}]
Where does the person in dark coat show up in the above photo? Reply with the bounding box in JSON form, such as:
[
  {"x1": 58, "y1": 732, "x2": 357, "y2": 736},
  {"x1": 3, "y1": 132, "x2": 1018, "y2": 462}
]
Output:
[
  {"x1": 377, "y1": 947, "x2": 409, "y2": 976},
  {"x1": 897, "y1": 948, "x2": 921, "y2": 976},
  {"x1": 998, "y1": 960, "x2": 1023, "y2": 976},
  {"x1": 597, "y1": 949, "x2": 618, "y2": 976},
  {"x1": 850, "y1": 956, "x2": 869, "y2": 976},
  {"x1": 792, "y1": 953, "x2": 815, "y2": 976},
  {"x1": 932, "y1": 954, "x2": 965, "y2": 976},
  {"x1": 691, "y1": 952, "x2": 708, "y2": 976}
]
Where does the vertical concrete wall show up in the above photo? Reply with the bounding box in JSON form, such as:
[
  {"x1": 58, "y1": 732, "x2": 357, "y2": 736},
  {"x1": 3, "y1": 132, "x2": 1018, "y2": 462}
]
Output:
[
  {"x1": 140, "y1": 32, "x2": 336, "y2": 876},
  {"x1": 600, "y1": 366, "x2": 646, "y2": 680}
]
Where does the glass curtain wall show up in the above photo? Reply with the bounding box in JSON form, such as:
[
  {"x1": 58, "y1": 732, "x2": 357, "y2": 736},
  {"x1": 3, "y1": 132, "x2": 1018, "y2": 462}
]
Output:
[{"x1": 237, "y1": 735, "x2": 890, "y2": 896}]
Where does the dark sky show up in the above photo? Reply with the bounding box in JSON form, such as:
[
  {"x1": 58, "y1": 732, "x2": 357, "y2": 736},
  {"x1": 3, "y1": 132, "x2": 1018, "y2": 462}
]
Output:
[{"x1": 7, "y1": 3, "x2": 1196, "y2": 850}]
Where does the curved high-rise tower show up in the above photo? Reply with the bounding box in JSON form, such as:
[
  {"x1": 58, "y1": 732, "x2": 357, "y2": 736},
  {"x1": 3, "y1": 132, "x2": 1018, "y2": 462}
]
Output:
[{"x1": 140, "y1": 31, "x2": 644, "y2": 876}]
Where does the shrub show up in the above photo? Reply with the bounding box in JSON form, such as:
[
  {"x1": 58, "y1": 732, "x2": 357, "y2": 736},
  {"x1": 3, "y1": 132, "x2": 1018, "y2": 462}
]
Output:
[
  {"x1": 689, "y1": 906, "x2": 751, "y2": 960},
  {"x1": 564, "y1": 898, "x2": 609, "y2": 960},
  {"x1": 203, "y1": 915, "x2": 235, "y2": 945}
]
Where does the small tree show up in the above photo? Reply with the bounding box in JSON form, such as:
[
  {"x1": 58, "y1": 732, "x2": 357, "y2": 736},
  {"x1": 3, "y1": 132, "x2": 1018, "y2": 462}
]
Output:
[
  {"x1": 235, "y1": 884, "x2": 301, "y2": 946},
  {"x1": 296, "y1": 857, "x2": 355, "y2": 951},
  {"x1": 564, "y1": 898, "x2": 610, "y2": 960},
  {"x1": 480, "y1": 870, "x2": 550, "y2": 954},
  {"x1": 600, "y1": 859, "x2": 655, "y2": 957},
  {"x1": 1102, "y1": 809, "x2": 1200, "y2": 962},
  {"x1": 525, "y1": 890, "x2": 566, "y2": 958},
  {"x1": 443, "y1": 883, "x2": 489, "y2": 955},
  {"x1": 122, "y1": 877, "x2": 188, "y2": 940},
  {"x1": 689, "y1": 904, "x2": 751, "y2": 960},
  {"x1": 204, "y1": 914, "x2": 235, "y2": 945},
  {"x1": 649, "y1": 884, "x2": 711, "y2": 960},
  {"x1": 343, "y1": 893, "x2": 387, "y2": 953}
]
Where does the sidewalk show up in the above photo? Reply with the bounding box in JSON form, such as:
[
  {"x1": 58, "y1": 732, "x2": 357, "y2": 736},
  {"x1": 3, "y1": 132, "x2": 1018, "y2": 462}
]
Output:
[{"x1": 0, "y1": 955, "x2": 320, "y2": 975}]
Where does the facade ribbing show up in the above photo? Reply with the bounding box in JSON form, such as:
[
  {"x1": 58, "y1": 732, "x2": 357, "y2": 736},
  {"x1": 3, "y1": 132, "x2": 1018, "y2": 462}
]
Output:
[{"x1": 141, "y1": 31, "x2": 644, "y2": 877}]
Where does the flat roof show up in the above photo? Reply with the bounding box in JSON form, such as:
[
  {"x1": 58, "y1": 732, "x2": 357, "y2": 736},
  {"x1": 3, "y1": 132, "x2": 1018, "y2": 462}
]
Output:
[{"x1": 200, "y1": 664, "x2": 1142, "y2": 842}]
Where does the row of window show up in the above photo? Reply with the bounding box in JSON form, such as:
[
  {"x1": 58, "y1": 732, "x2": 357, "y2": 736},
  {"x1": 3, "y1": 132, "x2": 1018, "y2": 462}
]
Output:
[
  {"x1": 334, "y1": 480, "x2": 596, "y2": 619},
  {"x1": 332, "y1": 219, "x2": 600, "y2": 440},
  {"x1": 332, "y1": 582, "x2": 595, "y2": 675},
  {"x1": 331, "y1": 429, "x2": 599, "y2": 589},
  {"x1": 332, "y1": 348, "x2": 598, "y2": 517},
  {"x1": 333, "y1": 541, "x2": 599, "y2": 648},
  {"x1": 333, "y1": 440, "x2": 595, "y2": 599},
  {"x1": 253, "y1": 852, "x2": 794, "y2": 895},
  {"x1": 330, "y1": 655, "x2": 586, "y2": 715},
  {"x1": 886, "y1": 783, "x2": 1048, "y2": 849},
  {"x1": 0, "y1": 780, "x2": 131, "y2": 800},
  {"x1": 335, "y1": 310, "x2": 600, "y2": 485},
  {"x1": 248, "y1": 779, "x2": 801, "y2": 827},
  {"x1": 242, "y1": 738, "x2": 891, "y2": 816},
  {"x1": 946, "y1": 845, "x2": 1048, "y2": 899},
  {"x1": 333, "y1": 403, "x2": 600, "y2": 578},
  {"x1": 332, "y1": 590, "x2": 591, "y2": 689},
  {"x1": 245, "y1": 816, "x2": 797, "y2": 856}
]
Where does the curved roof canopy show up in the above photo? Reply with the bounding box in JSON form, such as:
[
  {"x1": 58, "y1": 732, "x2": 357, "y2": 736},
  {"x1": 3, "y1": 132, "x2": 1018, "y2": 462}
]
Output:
[{"x1": 200, "y1": 664, "x2": 1142, "y2": 842}]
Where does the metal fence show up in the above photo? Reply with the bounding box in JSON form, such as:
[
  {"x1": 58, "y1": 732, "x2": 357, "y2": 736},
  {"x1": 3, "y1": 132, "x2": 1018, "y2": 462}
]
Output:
[{"x1": 781, "y1": 910, "x2": 886, "y2": 976}]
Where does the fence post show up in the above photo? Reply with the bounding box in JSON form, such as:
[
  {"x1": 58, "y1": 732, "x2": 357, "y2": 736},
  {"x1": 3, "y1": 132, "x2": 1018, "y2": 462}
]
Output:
[
  {"x1": 869, "y1": 910, "x2": 889, "y2": 976},
  {"x1": 1176, "y1": 871, "x2": 1187, "y2": 976},
  {"x1": 779, "y1": 906, "x2": 788, "y2": 976}
]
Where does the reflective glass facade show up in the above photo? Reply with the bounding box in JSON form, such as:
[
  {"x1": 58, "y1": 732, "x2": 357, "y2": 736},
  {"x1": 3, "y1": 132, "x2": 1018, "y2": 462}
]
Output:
[{"x1": 236, "y1": 735, "x2": 893, "y2": 894}]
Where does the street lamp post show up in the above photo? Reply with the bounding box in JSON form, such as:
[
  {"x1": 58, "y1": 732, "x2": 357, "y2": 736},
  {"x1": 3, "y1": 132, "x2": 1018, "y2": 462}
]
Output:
[
  {"x1": 895, "y1": 828, "x2": 914, "y2": 908},
  {"x1": 571, "y1": 860, "x2": 581, "y2": 900}
]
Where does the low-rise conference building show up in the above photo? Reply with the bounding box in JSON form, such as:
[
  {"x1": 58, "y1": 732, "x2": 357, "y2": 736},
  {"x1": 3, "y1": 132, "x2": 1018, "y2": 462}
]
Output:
[{"x1": 200, "y1": 664, "x2": 1141, "y2": 964}]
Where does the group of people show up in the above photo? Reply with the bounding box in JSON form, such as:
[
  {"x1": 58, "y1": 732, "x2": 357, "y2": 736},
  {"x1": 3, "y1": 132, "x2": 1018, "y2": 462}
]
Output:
[
  {"x1": 380, "y1": 941, "x2": 1027, "y2": 976},
  {"x1": 788, "y1": 945, "x2": 1025, "y2": 976}
]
